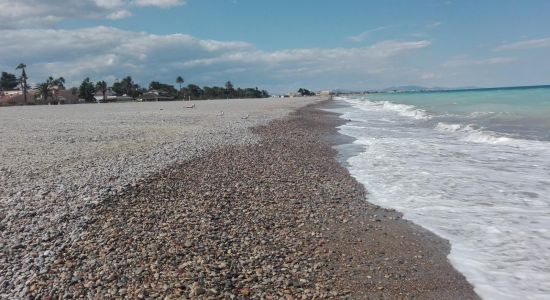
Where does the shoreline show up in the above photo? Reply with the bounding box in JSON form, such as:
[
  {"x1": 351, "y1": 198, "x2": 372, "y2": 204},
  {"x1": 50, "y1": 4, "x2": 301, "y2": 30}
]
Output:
[
  {"x1": 3, "y1": 98, "x2": 478, "y2": 298},
  {"x1": 320, "y1": 100, "x2": 480, "y2": 299}
]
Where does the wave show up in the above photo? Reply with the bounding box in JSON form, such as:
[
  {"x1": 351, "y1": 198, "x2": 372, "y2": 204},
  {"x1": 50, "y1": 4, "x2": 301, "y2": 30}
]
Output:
[
  {"x1": 333, "y1": 96, "x2": 351, "y2": 101},
  {"x1": 434, "y1": 122, "x2": 462, "y2": 132},
  {"x1": 380, "y1": 101, "x2": 432, "y2": 120},
  {"x1": 435, "y1": 122, "x2": 514, "y2": 144},
  {"x1": 348, "y1": 98, "x2": 432, "y2": 120}
]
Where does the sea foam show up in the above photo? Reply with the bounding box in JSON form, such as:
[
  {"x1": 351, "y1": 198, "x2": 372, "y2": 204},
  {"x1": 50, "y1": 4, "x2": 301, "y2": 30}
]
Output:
[
  {"x1": 435, "y1": 122, "x2": 513, "y2": 144},
  {"x1": 348, "y1": 97, "x2": 432, "y2": 120},
  {"x1": 331, "y1": 96, "x2": 550, "y2": 300}
]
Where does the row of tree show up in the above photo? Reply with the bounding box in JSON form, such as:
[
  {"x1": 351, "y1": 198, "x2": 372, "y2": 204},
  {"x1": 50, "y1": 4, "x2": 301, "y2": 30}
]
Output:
[
  {"x1": 1, "y1": 63, "x2": 270, "y2": 105},
  {"x1": 77, "y1": 76, "x2": 269, "y2": 101},
  {"x1": 0, "y1": 64, "x2": 30, "y2": 103},
  {"x1": 182, "y1": 82, "x2": 269, "y2": 100}
]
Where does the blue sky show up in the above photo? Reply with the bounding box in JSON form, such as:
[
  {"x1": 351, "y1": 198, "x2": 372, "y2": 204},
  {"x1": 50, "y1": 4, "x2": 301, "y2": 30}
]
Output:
[{"x1": 1, "y1": 0, "x2": 550, "y2": 92}]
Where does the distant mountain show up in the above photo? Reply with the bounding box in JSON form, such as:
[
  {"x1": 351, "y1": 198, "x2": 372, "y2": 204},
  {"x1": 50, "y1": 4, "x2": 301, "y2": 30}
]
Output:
[
  {"x1": 332, "y1": 85, "x2": 482, "y2": 94},
  {"x1": 380, "y1": 85, "x2": 483, "y2": 93}
]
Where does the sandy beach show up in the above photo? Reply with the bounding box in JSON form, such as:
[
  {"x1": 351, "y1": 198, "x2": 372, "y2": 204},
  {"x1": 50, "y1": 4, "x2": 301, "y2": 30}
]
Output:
[{"x1": 0, "y1": 99, "x2": 478, "y2": 299}]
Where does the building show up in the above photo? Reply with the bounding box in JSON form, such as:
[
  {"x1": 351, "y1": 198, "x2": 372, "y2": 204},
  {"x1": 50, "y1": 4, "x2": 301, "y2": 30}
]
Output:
[
  {"x1": 0, "y1": 90, "x2": 36, "y2": 105},
  {"x1": 138, "y1": 90, "x2": 174, "y2": 101},
  {"x1": 94, "y1": 90, "x2": 133, "y2": 102},
  {"x1": 318, "y1": 90, "x2": 333, "y2": 96},
  {"x1": 54, "y1": 90, "x2": 79, "y2": 104},
  {"x1": 288, "y1": 92, "x2": 303, "y2": 98},
  {"x1": 0, "y1": 90, "x2": 23, "y2": 98}
]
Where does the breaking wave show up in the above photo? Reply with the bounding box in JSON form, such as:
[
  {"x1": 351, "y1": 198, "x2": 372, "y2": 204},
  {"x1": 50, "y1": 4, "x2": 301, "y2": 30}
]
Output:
[
  {"x1": 435, "y1": 122, "x2": 514, "y2": 144},
  {"x1": 349, "y1": 98, "x2": 432, "y2": 120}
]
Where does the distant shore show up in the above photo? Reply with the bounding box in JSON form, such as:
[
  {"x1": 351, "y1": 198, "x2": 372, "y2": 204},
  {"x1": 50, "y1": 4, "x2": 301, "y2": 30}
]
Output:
[{"x1": 1, "y1": 98, "x2": 478, "y2": 298}]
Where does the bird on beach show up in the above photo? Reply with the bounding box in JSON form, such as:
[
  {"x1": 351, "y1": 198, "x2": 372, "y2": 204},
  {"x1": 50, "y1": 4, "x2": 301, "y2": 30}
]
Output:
[
  {"x1": 184, "y1": 104, "x2": 195, "y2": 108},
  {"x1": 216, "y1": 111, "x2": 224, "y2": 116},
  {"x1": 241, "y1": 114, "x2": 250, "y2": 119}
]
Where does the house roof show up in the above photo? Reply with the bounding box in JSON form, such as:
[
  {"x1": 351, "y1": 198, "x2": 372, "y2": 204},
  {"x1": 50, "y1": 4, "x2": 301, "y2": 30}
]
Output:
[{"x1": 141, "y1": 92, "x2": 174, "y2": 100}]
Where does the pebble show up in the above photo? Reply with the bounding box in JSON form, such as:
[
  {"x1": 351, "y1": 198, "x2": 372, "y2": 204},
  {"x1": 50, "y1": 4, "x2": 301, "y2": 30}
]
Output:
[
  {"x1": 1, "y1": 99, "x2": 479, "y2": 299},
  {"x1": 1, "y1": 100, "x2": 318, "y2": 299}
]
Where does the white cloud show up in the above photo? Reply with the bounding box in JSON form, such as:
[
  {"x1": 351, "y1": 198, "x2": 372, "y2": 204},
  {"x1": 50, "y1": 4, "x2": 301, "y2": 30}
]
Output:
[
  {"x1": 95, "y1": 0, "x2": 125, "y2": 9},
  {"x1": 420, "y1": 73, "x2": 437, "y2": 80},
  {"x1": 426, "y1": 22, "x2": 442, "y2": 29},
  {"x1": 0, "y1": 27, "x2": 431, "y2": 91},
  {"x1": 347, "y1": 26, "x2": 396, "y2": 42},
  {"x1": 107, "y1": 10, "x2": 133, "y2": 20},
  {"x1": 133, "y1": 0, "x2": 185, "y2": 8},
  {"x1": 0, "y1": 0, "x2": 186, "y2": 29},
  {"x1": 494, "y1": 37, "x2": 550, "y2": 51},
  {"x1": 368, "y1": 40, "x2": 431, "y2": 58},
  {"x1": 443, "y1": 56, "x2": 516, "y2": 67}
]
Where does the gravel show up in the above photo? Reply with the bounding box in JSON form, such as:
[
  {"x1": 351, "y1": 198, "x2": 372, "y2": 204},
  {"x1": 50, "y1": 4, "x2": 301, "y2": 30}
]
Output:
[
  {"x1": 0, "y1": 98, "x2": 320, "y2": 299},
  {"x1": 1, "y1": 99, "x2": 478, "y2": 299}
]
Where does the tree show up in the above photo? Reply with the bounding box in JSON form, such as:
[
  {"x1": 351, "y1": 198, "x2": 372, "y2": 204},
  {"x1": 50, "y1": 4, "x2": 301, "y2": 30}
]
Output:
[
  {"x1": 225, "y1": 81, "x2": 234, "y2": 98},
  {"x1": 148, "y1": 81, "x2": 177, "y2": 98},
  {"x1": 0, "y1": 72, "x2": 19, "y2": 91},
  {"x1": 122, "y1": 76, "x2": 134, "y2": 96},
  {"x1": 112, "y1": 76, "x2": 140, "y2": 98},
  {"x1": 112, "y1": 80, "x2": 123, "y2": 96},
  {"x1": 96, "y1": 80, "x2": 107, "y2": 102},
  {"x1": 51, "y1": 77, "x2": 65, "y2": 90},
  {"x1": 16, "y1": 63, "x2": 28, "y2": 104},
  {"x1": 186, "y1": 84, "x2": 202, "y2": 99},
  {"x1": 35, "y1": 80, "x2": 52, "y2": 104},
  {"x1": 298, "y1": 88, "x2": 315, "y2": 96},
  {"x1": 176, "y1": 76, "x2": 184, "y2": 98},
  {"x1": 35, "y1": 76, "x2": 64, "y2": 104},
  {"x1": 79, "y1": 78, "x2": 96, "y2": 102}
]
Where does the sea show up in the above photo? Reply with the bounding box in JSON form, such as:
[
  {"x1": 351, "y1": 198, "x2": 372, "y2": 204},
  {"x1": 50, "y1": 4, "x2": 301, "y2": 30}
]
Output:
[{"x1": 330, "y1": 85, "x2": 550, "y2": 300}]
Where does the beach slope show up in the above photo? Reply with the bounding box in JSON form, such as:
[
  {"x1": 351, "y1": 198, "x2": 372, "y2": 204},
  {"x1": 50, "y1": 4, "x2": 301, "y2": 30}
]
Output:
[{"x1": 1, "y1": 99, "x2": 478, "y2": 298}]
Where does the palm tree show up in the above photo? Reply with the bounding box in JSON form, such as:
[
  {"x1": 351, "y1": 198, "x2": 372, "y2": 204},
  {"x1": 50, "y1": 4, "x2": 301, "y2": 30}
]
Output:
[
  {"x1": 96, "y1": 80, "x2": 107, "y2": 102},
  {"x1": 16, "y1": 63, "x2": 28, "y2": 104},
  {"x1": 176, "y1": 76, "x2": 184, "y2": 91},
  {"x1": 36, "y1": 82, "x2": 51, "y2": 104},
  {"x1": 225, "y1": 81, "x2": 234, "y2": 99},
  {"x1": 52, "y1": 77, "x2": 65, "y2": 90},
  {"x1": 122, "y1": 76, "x2": 134, "y2": 96}
]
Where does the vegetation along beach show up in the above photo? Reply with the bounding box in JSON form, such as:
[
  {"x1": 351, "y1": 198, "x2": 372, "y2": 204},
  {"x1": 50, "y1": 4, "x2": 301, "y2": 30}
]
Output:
[{"x1": 2, "y1": 1, "x2": 550, "y2": 299}]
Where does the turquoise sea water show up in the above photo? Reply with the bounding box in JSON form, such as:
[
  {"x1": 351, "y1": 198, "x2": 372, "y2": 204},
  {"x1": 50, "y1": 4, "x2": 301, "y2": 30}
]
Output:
[
  {"x1": 365, "y1": 85, "x2": 550, "y2": 141},
  {"x1": 332, "y1": 86, "x2": 550, "y2": 300}
]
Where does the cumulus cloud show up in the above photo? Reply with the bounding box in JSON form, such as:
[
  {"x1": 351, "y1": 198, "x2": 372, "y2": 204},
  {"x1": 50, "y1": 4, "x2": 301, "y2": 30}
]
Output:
[
  {"x1": 0, "y1": 0, "x2": 185, "y2": 29},
  {"x1": 494, "y1": 37, "x2": 550, "y2": 51},
  {"x1": 0, "y1": 26, "x2": 431, "y2": 90}
]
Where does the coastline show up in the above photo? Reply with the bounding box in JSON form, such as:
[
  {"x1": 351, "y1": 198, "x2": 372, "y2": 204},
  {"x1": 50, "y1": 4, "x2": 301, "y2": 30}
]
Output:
[
  {"x1": 2, "y1": 98, "x2": 478, "y2": 298},
  {"x1": 320, "y1": 100, "x2": 480, "y2": 299}
]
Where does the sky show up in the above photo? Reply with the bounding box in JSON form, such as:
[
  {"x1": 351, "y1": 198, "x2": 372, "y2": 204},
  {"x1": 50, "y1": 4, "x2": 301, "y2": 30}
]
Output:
[{"x1": 1, "y1": 0, "x2": 550, "y2": 93}]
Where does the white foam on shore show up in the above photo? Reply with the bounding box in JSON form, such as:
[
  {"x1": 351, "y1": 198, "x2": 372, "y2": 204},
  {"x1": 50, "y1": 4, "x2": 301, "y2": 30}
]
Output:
[
  {"x1": 347, "y1": 97, "x2": 432, "y2": 120},
  {"x1": 332, "y1": 98, "x2": 550, "y2": 300},
  {"x1": 434, "y1": 122, "x2": 463, "y2": 132},
  {"x1": 435, "y1": 122, "x2": 514, "y2": 144}
]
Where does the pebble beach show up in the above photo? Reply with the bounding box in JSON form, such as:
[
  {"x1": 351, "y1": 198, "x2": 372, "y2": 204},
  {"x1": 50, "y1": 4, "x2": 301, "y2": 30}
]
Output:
[{"x1": 0, "y1": 99, "x2": 478, "y2": 299}]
